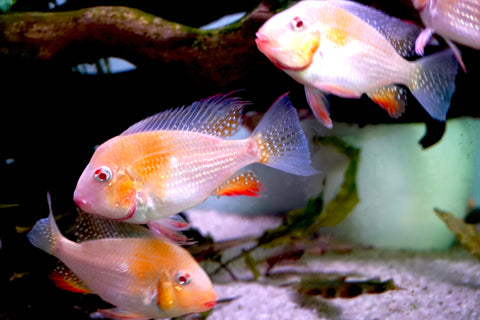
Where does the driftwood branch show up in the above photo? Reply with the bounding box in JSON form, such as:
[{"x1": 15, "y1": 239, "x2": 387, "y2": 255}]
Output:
[
  {"x1": 0, "y1": 0, "x2": 476, "y2": 121},
  {"x1": 0, "y1": 4, "x2": 273, "y2": 85}
]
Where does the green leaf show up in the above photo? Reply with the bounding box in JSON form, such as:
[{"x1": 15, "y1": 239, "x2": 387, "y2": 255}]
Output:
[
  {"x1": 257, "y1": 136, "x2": 360, "y2": 248},
  {"x1": 0, "y1": 204, "x2": 20, "y2": 208},
  {"x1": 311, "y1": 136, "x2": 360, "y2": 228},
  {"x1": 435, "y1": 208, "x2": 480, "y2": 260},
  {"x1": 243, "y1": 250, "x2": 260, "y2": 280},
  {"x1": 0, "y1": 0, "x2": 16, "y2": 13}
]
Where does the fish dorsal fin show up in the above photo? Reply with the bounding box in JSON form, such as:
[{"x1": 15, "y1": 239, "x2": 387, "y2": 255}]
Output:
[
  {"x1": 121, "y1": 92, "x2": 247, "y2": 138},
  {"x1": 49, "y1": 264, "x2": 92, "y2": 294},
  {"x1": 74, "y1": 210, "x2": 154, "y2": 242},
  {"x1": 329, "y1": 0, "x2": 421, "y2": 57}
]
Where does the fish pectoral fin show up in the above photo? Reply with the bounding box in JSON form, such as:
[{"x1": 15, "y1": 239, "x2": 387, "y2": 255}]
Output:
[
  {"x1": 305, "y1": 87, "x2": 332, "y2": 128},
  {"x1": 157, "y1": 280, "x2": 175, "y2": 311},
  {"x1": 214, "y1": 172, "x2": 264, "y2": 197},
  {"x1": 96, "y1": 308, "x2": 150, "y2": 320},
  {"x1": 367, "y1": 85, "x2": 407, "y2": 118},
  {"x1": 49, "y1": 264, "x2": 91, "y2": 294}
]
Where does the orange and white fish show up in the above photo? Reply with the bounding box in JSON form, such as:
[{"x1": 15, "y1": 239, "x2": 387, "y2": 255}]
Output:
[
  {"x1": 73, "y1": 93, "x2": 317, "y2": 233},
  {"x1": 27, "y1": 198, "x2": 216, "y2": 320},
  {"x1": 255, "y1": 0, "x2": 458, "y2": 128},
  {"x1": 413, "y1": 0, "x2": 480, "y2": 72}
]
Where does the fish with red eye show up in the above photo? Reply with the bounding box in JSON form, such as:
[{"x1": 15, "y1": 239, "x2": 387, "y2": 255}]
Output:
[
  {"x1": 73, "y1": 92, "x2": 317, "y2": 235},
  {"x1": 255, "y1": 0, "x2": 458, "y2": 129},
  {"x1": 27, "y1": 196, "x2": 217, "y2": 320}
]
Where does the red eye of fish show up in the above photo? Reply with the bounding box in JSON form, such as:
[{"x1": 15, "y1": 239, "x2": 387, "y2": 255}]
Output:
[
  {"x1": 94, "y1": 166, "x2": 112, "y2": 182},
  {"x1": 291, "y1": 16, "x2": 304, "y2": 30},
  {"x1": 175, "y1": 271, "x2": 191, "y2": 285}
]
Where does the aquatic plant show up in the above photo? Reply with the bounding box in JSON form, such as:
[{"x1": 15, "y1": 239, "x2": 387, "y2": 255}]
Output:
[
  {"x1": 189, "y1": 135, "x2": 360, "y2": 279},
  {"x1": 435, "y1": 208, "x2": 480, "y2": 260}
]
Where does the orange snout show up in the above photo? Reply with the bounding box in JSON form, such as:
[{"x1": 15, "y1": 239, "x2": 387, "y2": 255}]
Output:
[{"x1": 255, "y1": 31, "x2": 319, "y2": 71}]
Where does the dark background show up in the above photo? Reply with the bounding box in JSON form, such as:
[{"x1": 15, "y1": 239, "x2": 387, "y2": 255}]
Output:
[{"x1": 0, "y1": 0, "x2": 479, "y2": 319}]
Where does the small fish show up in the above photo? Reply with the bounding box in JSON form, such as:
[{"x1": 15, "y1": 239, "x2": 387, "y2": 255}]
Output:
[
  {"x1": 255, "y1": 0, "x2": 458, "y2": 128},
  {"x1": 413, "y1": 0, "x2": 480, "y2": 72},
  {"x1": 73, "y1": 93, "x2": 317, "y2": 233},
  {"x1": 27, "y1": 196, "x2": 216, "y2": 320}
]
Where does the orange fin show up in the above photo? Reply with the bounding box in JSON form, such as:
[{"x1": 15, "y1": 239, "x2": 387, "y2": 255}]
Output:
[
  {"x1": 367, "y1": 85, "x2": 407, "y2": 118},
  {"x1": 305, "y1": 87, "x2": 332, "y2": 128},
  {"x1": 215, "y1": 172, "x2": 264, "y2": 197},
  {"x1": 49, "y1": 264, "x2": 91, "y2": 294}
]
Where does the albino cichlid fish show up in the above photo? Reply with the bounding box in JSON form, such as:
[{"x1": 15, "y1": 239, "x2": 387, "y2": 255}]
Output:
[
  {"x1": 27, "y1": 196, "x2": 216, "y2": 320},
  {"x1": 73, "y1": 93, "x2": 317, "y2": 234},
  {"x1": 412, "y1": 0, "x2": 480, "y2": 72},
  {"x1": 256, "y1": 0, "x2": 458, "y2": 128}
]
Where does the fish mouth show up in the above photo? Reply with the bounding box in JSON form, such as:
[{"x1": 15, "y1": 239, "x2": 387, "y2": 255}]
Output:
[
  {"x1": 255, "y1": 32, "x2": 310, "y2": 71},
  {"x1": 74, "y1": 196, "x2": 91, "y2": 211},
  {"x1": 255, "y1": 32, "x2": 271, "y2": 44},
  {"x1": 73, "y1": 195, "x2": 136, "y2": 221},
  {"x1": 203, "y1": 300, "x2": 216, "y2": 309}
]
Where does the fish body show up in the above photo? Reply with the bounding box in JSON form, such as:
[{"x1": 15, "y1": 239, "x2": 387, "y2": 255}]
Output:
[
  {"x1": 27, "y1": 210, "x2": 216, "y2": 319},
  {"x1": 413, "y1": 0, "x2": 480, "y2": 70},
  {"x1": 256, "y1": 0, "x2": 458, "y2": 128},
  {"x1": 74, "y1": 93, "x2": 317, "y2": 226}
]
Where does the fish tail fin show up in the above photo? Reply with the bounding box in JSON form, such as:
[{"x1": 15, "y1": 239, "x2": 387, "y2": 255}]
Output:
[
  {"x1": 252, "y1": 93, "x2": 318, "y2": 176},
  {"x1": 409, "y1": 49, "x2": 458, "y2": 121},
  {"x1": 27, "y1": 193, "x2": 61, "y2": 255}
]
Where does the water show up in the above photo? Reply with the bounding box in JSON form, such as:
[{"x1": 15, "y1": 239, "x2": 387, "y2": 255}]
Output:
[{"x1": 1, "y1": 0, "x2": 479, "y2": 319}]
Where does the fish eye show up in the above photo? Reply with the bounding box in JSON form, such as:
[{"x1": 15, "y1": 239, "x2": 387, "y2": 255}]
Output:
[
  {"x1": 94, "y1": 166, "x2": 112, "y2": 182},
  {"x1": 175, "y1": 271, "x2": 192, "y2": 285},
  {"x1": 291, "y1": 16, "x2": 305, "y2": 31}
]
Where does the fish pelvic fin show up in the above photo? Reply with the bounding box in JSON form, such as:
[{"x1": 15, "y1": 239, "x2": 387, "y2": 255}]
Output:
[
  {"x1": 408, "y1": 49, "x2": 458, "y2": 121},
  {"x1": 305, "y1": 87, "x2": 333, "y2": 128},
  {"x1": 252, "y1": 93, "x2": 318, "y2": 176},
  {"x1": 215, "y1": 171, "x2": 264, "y2": 197},
  {"x1": 367, "y1": 85, "x2": 407, "y2": 118},
  {"x1": 147, "y1": 216, "x2": 194, "y2": 245},
  {"x1": 49, "y1": 264, "x2": 92, "y2": 294},
  {"x1": 27, "y1": 194, "x2": 62, "y2": 255}
]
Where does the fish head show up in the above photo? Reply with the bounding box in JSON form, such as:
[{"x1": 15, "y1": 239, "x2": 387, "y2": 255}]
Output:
[
  {"x1": 157, "y1": 264, "x2": 216, "y2": 315},
  {"x1": 256, "y1": 3, "x2": 320, "y2": 71},
  {"x1": 74, "y1": 145, "x2": 137, "y2": 220}
]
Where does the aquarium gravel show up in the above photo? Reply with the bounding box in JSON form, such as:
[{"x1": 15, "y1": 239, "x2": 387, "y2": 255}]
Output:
[
  {"x1": 209, "y1": 247, "x2": 480, "y2": 320},
  {"x1": 187, "y1": 209, "x2": 480, "y2": 320}
]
